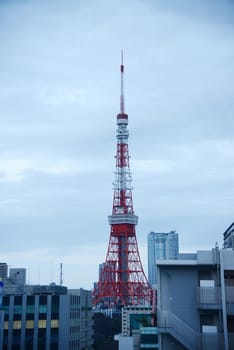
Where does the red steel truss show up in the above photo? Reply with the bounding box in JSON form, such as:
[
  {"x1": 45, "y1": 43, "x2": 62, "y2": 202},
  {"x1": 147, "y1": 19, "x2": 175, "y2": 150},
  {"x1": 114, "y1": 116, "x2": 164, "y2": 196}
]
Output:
[{"x1": 93, "y1": 52, "x2": 152, "y2": 306}]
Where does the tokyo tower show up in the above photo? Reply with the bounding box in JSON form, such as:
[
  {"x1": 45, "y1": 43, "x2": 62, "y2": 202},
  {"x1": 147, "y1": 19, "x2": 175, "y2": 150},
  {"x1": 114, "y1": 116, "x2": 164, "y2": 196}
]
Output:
[{"x1": 93, "y1": 52, "x2": 152, "y2": 307}]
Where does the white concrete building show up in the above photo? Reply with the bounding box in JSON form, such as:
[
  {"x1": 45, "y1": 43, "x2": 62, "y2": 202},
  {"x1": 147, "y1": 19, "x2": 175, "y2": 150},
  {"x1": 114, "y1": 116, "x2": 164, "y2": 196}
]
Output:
[{"x1": 157, "y1": 246, "x2": 234, "y2": 349}]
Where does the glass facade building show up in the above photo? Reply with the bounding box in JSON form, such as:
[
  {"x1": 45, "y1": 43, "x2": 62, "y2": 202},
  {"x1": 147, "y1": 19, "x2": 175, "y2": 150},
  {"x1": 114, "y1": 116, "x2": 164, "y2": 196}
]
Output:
[{"x1": 147, "y1": 231, "x2": 179, "y2": 287}]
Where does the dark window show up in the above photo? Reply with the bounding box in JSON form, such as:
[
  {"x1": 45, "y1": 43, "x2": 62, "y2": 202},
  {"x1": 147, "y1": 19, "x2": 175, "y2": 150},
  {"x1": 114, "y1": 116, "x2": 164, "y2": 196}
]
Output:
[
  {"x1": 14, "y1": 296, "x2": 22, "y2": 305},
  {"x1": 141, "y1": 333, "x2": 158, "y2": 344},
  {"x1": 51, "y1": 296, "x2": 59, "y2": 318},
  {"x1": 25, "y1": 329, "x2": 34, "y2": 350},
  {"x1": 3, "y1": 329, "x2": 8, "y2": 350},
  {"x1": 13, "y1": 314, "x2": 22, "y2": 321},
  {"x1": 26, "y1": 296, "x2": 35, "y2": 320},
  {"x1": 39, "y1": 313, "x2": 47, "y2": 320},
  {"x1": 12, "y1": 329, "x2": 21, "y2": 350},
  {"x1": 39, "y1": 295, "x2": 47, "y2": 305},
  {"x1": 2, "y1": 296, "x2": 9, "y2": 317},
  {"x1": 50, "y1": 328, "x2": 59, "y2": 350},
  {"x1": 27, "y1": 296, "x2": 35, "y2": 305},
  {"x1": 38, "y1": 328, "x2": 46, "y2": 350},
  {"x1": 3, "y1": 296, "x2": 10, "y2": 306},
  {"x1": 26, "y1": 313, "x2": 34, "y2": 320},
  {"x1": 227, "y1": 315, "x2": 234, "y2": 332}
]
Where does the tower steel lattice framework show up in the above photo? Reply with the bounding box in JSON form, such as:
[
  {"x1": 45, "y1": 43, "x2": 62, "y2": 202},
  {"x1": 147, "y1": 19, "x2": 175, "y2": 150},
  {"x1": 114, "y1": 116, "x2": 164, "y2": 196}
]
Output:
[{"x1": 93, "y1": 53, "x2": 152, "y2": 306}]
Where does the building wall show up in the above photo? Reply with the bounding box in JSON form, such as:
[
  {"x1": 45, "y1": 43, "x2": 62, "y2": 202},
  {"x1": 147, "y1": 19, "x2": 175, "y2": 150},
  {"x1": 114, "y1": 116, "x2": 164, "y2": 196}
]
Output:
[
  {"x1": 158, "y1": 265, "x2": 200, "y2": 331},
  {"x1": 68, "y1": 289, "x2": 93, "y2": 350}
]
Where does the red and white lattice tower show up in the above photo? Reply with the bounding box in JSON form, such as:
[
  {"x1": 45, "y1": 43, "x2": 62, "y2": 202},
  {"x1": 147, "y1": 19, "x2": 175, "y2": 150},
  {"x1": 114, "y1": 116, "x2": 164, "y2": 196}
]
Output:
[{"x1": 93, "y1": 52, "x2": 152, "y2": 306}]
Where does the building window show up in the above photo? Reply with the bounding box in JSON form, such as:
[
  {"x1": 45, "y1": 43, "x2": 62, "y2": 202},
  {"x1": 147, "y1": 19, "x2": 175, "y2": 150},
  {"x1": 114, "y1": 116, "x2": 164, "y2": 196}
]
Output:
[
  {"x1": 26, "y1": 296, "x2": 35, "y2": 320},
  {"x1": 39, "y1": 304, "x2": 47, "y2": 313},
  {"x1": 13, "y1": 320, "x2": 22, "y2": 329},
  {"x1": 38, "y1": 328, "x2": 47, "y2": 350},
  {"x1": 13, "y1": 305, "x2": 22, "y2": 315},
  {"x1": 26, "y1": 305, "x2": 35, "y2": 314},
  {"x1": 25, "y1": 329, "x2": 34, "y2": 350},
  {"x1": 51, "y1": 295, "x2": 59, "y2": 318},
  {"x1": 38, "y1": 320, "x2": 47, "y2": 328},
  {"x1": 51, "y1": 319, "x2": 59, "y2": 328},
  {"x1": 39, "y1": 295, "x2": 47, "y2": 305},
  {"x1": 26, "y1": 320, "x2": 34, "y2": 329},
  {"x1": 51, "y1": 328, "x2": 59, "y2": 350}
]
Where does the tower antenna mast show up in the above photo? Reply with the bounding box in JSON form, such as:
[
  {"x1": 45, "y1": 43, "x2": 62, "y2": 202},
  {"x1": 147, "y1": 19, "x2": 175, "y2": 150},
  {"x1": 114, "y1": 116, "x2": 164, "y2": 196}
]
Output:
[{"x1": 120, "y1": 49, "x2": 125, "y2": 114}]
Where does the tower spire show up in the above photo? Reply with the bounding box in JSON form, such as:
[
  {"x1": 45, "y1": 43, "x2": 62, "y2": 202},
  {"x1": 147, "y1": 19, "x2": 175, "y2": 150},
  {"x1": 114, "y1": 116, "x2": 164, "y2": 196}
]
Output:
[{"x1": 120, "y1": 49, "x2": 125, "y2": 114}]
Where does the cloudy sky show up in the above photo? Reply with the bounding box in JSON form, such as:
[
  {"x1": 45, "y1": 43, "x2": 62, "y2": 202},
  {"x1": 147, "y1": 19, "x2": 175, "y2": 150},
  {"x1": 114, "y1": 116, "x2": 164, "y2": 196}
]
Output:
[{"x1": 0, "y1": 0, "x2": 233, "y2": 289}]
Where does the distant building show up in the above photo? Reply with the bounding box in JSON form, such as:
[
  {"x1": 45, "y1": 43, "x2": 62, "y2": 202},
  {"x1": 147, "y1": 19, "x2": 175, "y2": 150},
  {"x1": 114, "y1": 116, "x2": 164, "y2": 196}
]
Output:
[
  {"x1": 1, "y1": 280, "x2": 93, "y2": 350},
  {"x1": 156, "y1": 243, "x2": 234, "y2": 350},
  {"x1": 122, "y1": 305, "x2": 153, "y2": 336},
  {"x1": 223, "y1": 222, "x2": 234, "y2": 249},
  {"x1": 147, "y1": 231, "x2": 179, "y2": 287},
  {"x1": 115, "y1": 305, "x2": 158, "y2": 350},
  {"x1": 0, "y1": 280, "x2": 3, "y2": 349},
  {"x1": 0, "y1": 264, "x2": 8, "y2": 280}
]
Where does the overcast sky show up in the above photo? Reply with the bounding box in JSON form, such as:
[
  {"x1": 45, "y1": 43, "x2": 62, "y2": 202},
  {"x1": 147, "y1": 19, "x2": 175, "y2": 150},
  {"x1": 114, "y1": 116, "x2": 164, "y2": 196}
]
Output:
[{"x1": 0, "y1": 0, "x2": 234, "y2": 289}]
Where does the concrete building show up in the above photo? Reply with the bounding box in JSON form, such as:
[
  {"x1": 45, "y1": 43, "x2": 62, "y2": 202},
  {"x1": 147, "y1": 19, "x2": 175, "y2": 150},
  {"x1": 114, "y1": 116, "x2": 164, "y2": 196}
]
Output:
[
  {"x1": 1, "y1": 284, "x2": 93, "y2": 350},
  {"x1": 156, "y1": 245, "x2": 234, "y2": 350},
  {"x1": 148, "y1": 231, "x2": 179, "y2": 287}
]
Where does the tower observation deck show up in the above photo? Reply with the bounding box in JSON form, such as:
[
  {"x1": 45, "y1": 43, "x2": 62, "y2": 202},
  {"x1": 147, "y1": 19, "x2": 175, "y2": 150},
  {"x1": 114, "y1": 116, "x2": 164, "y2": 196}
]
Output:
[{"x1": 93, "y1": 52, "x2": 152, "y2": 307}]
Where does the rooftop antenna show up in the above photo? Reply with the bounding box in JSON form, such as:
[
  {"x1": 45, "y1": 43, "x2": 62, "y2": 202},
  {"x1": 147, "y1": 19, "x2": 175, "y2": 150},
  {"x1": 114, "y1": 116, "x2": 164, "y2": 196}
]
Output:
[{"x1": 60, "y1": 263, "x2": 63, "y2": 286}]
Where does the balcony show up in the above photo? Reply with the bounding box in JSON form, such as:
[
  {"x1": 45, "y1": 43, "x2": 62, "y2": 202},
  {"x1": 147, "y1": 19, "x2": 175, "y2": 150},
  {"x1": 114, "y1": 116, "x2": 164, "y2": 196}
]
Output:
[
  {"x1": 197, "y1": 286, "x2": 234, "y2": 310},
  {"x1": 197, "y1": 287, "x2": 222, "y2": 309}
]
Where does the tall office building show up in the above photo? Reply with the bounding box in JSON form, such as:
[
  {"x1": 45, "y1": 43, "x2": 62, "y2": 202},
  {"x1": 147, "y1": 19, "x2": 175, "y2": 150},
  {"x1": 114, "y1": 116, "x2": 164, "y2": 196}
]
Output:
[{"x1": 148, "y1": 231, "x2": 179, "y2": 287}]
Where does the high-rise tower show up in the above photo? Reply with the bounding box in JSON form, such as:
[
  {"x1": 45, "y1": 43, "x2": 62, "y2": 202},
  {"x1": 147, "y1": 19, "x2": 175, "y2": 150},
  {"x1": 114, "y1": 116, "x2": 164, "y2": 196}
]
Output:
[
  {"x1": 148, "y1": 231, "x2": 179, "y2": 287},
  {"x1": 93, "y1": 53, "x2": 152, "y2": 306}
]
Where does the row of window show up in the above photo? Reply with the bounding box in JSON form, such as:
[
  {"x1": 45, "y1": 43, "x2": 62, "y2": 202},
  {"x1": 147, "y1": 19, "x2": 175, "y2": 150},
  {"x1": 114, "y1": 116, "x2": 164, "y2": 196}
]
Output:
[{"x1": 4, "y1": 319, "x2": 59, "y2": 330}]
